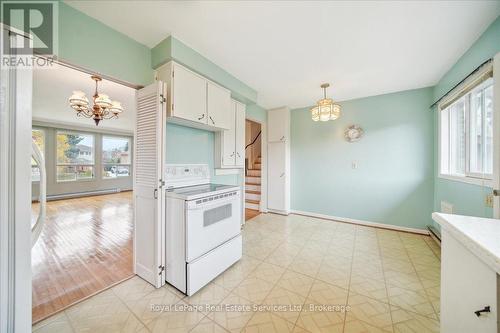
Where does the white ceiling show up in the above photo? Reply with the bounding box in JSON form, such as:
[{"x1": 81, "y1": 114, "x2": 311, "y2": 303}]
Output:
[
  {"x1": 34, "y1": 64, "x2": 136, "y2": 131},
  {"x1": 65, "y1": 1, "x2": 500, "y2": 109}
]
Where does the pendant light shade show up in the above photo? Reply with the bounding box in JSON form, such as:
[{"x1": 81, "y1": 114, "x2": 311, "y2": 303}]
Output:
[{"x1": 310, "y1": 83, "x2": 341, "y2": 121}]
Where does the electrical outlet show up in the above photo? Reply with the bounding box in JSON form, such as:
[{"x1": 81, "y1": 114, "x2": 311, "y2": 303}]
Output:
[
  {"x1": 441, "y1": 201, "x2": 453, "y2": 214},
  {"x1": 351, "y1": 162, "x2": 357, "y2": 169},
  {"x1": 485, "y1": 194, "x2": 494, "y2": 208}
]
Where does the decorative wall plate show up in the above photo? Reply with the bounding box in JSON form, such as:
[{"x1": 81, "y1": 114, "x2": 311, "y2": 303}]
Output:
[{"x1": 344, "y1": 125, "x2": 364, "y2": 142}]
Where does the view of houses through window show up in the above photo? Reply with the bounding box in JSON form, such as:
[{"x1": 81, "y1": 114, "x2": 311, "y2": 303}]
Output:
[
  {"x1": 31, "y1": 129, "x2": 45, "y2": 181},
  {"x1": 103, "y1": 136, "x2": 131, "y2": 179},
  {"x1": 56, "y1": 132, "x2": 95, "y2": 182}
]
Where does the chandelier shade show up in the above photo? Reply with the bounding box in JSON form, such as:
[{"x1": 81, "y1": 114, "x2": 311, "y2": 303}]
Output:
[
  {"x1": 310, "y1": 83, "x2": 341, "y2": 122},
  {"x1": 68, "y1": 75, "x2": 124, "y2": 126}
]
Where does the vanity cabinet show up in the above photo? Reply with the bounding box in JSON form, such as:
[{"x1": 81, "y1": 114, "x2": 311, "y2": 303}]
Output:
[
  {"x1": 215, "y1": 100, "x2": 245, "y2": 168},
  {"x1": 156, "y1": 61, "x2": 231, "y2": 131}
]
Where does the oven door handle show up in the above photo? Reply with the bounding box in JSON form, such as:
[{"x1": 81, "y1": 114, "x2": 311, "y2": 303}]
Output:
[{"x1": 187, "y1": 196, "x2": 239, "y2": 211}]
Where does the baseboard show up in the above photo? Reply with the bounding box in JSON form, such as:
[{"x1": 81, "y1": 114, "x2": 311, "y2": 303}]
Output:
[
  {"x1": 32, "y1": 188, "x2": 131, "y2": 202},
  {"x1": 268, "y1": 208, "x2": 290, "y2": 216},
  {"x1": 290, "y1": 209, "x2": 429, "y2": 235}
]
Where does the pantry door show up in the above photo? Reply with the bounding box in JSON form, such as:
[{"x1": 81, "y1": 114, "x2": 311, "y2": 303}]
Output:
[{"x1": 134, "y1": 81, "x2": 167, "y2": 288}]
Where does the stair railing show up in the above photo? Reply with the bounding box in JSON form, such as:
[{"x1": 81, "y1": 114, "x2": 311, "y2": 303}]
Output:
[{"x1": 245, "y1": 131, "x2": 261, "y2": 176}]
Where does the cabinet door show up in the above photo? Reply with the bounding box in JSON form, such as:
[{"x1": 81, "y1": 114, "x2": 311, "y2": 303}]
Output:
[
  {"x1": 207, "y1": 81, "x2": 231, "y2": 130},
  {"x1": 268, "y1": 108, "x2": 288, "y2": 142},
  {"x1": 221, "y1": 102, "x2": 236, "y2": 167},
  {"x1": 172, "y1": 64, "x2": 207, "y2": 124},
  {"x1": 234, "y1": 102, "x2": 246, "y2": 167},
  {"x1": 268, "y1": 142, "x2": 286, "y2": 211}
]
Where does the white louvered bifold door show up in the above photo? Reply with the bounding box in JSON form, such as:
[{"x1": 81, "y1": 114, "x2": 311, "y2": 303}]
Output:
[{"x1": 134, "y1": 81, "x2": 166, "y2": 288}]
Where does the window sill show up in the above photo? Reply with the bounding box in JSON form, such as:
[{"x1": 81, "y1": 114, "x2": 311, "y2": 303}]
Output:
[{"x1": 438, "y1": 174, "x2": 493, "y2": 188}]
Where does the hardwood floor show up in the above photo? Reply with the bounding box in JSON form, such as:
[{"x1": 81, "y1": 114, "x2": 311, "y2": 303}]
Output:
[
  {"x1": 245, "y1": 208, "x2": 260, "y2": 221},
  {"x1": 31, "y1": 192, "x2": 134, "y2": 323}
]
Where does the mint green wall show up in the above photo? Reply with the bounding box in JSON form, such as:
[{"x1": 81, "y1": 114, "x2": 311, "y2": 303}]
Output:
[
  {"x1": 432, "y1": 16, "x2": 500, "y2": 220},
  {"x1": 165, "y1": 124, "x2": 239, "y2": 185},
  {"x1": 291, "y1": 88, "x2": 434, "y2": 230},
  {"x1": 151, "y1": 36, "x2": 257, "y2": 104},
  {"x1": 58, "y1": 3, "x2": 153, "y2": 86}
]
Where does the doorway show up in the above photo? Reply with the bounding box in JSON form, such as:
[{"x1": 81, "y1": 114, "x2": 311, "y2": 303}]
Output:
[
  {"x1": 244, "y1": 119, "x2": 262, "y2": 221},
  {"x1": 30, "y1": 63, "x2": 137, "y2": 323}
]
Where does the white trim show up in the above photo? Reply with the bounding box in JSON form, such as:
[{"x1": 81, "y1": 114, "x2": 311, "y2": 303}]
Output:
[
  {"x1": 33, "y1": 117, "x2": 134, "y2": 136},
  {"x1": 493, "y1": 52, "x2": 500, "y2": 218},
  {"x1": 438, "y1": 173, "x2": 493, "y2": 188},
  {"x1": 291, "y1": 210, "x2": 429, "y2": 235}
]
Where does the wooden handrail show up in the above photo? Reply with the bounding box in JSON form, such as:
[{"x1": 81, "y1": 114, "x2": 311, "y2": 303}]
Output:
[{"x1": 245, "y1": 131, "x2": 261, "y2": 150}]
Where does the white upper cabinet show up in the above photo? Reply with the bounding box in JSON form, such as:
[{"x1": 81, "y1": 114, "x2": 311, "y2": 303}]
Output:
[
  {"x1": 268, "y1": 107, "x2": 289, "y2": 142},
  {"x1": 155, "y1": 61, "x2": 232, "y2": 131},
  {"x1": 207, "y1": 81, "x2": 231, "y2": 130},
  {"x1": 234, "y1": 101, "x2": 246, "y2": 167},
  {"x1": 170, "y1": 63, "x2": 207, "y2": 124},
  {"x1": 215, "y1": 100, "x2": 246, "y2": 169}
]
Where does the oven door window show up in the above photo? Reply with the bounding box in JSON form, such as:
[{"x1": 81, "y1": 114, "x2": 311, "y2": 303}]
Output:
[{"x1": 203, "y1": 203, "x2": 232, "y2": 227}]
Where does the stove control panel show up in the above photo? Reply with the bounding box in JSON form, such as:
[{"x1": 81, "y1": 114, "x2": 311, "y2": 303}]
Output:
[{"x1": 164, "y1": 164, "x2": 210, "y2": 188}]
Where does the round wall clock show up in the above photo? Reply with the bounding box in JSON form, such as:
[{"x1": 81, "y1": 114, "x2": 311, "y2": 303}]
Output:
[{"x1": 344, "y1": 125, "x2": 364, "y2": 142}]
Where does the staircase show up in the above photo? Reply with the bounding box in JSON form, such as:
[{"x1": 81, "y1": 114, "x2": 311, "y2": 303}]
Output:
[{"x1": 245, "y1": 156, "x2": 261, "y2": 211}]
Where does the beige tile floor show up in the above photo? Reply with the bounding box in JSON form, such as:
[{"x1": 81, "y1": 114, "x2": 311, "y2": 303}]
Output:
[{"x1": 32, "y1": 213, "x2": 441, "y2": 333}]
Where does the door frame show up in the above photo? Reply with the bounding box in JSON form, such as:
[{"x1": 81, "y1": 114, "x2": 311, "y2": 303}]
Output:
[
  {"x1": 245, "y1": 115, "x2": 268, "y2": 214},
  {"x1": 0, "y1": 24, "x2": 33, "y2": 333},
  {"x1": 493, "y1": 52, "x2": 500, "y2": 218}
]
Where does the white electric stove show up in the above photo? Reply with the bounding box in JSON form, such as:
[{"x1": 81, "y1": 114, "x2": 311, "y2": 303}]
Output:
[{"x1": 164, "y1": 164, "x2": 242, "y2": 296}]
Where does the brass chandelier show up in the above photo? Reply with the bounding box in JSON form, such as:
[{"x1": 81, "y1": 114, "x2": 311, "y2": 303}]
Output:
[
  {"x1": 310, "y1": 83, "x2": 341, "y2": 121},
  {"x1": 68, "y1": 75, "x2": 124, "y2": 126}
]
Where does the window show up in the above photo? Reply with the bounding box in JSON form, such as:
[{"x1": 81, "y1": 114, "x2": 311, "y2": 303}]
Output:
[
  {"x1": 102, "y1": 136, "x2": 131, "y2": 179},
  {"x1": 440, "y1": 78, "x2": 493, "y2": 183},
  {"x1": 31, "y1": 129, "x2": 45, "y2": 182},
  {"x1": 56, "y1": 132, "x2": 95, "y2": 182}
]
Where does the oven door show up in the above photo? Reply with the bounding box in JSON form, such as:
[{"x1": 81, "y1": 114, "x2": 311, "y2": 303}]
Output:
[{"x1": 185, "y1": 191, "x2": 241, "y2": 262}]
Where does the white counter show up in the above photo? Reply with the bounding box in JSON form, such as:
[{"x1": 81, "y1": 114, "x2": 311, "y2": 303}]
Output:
[
  {"x1": 432, "y1": 212, "x2": 499, "y2": 333},
  {"x1": 432, "y1": 212, "x2": 500, "y2": 274}
]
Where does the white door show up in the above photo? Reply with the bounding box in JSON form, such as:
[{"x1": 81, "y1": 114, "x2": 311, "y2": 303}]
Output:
[
  {"x1": 268, "y1": 108, "x2": 287, "y2": 142},
  {"x1": 235, "y1": 101, "x2": 246, "y2": 167},
  {"x1": 221, "y1": 101, "x2": 236, "y2": 167},
  {"x1": 493, "y1": 53, "x2": 500, "y2": 218},
  {"x1": 267, "y1": 142, "x2": 286, "y2": 211},
  {"x1": 207, "y1": 81, "x2": 231, "y2": 130},
  {"x1": 134, "y1": 81, "x2": 166, "y2": 288},
  {"x1": 172, "y1": 63, "x2": 207, "y2": 124}
]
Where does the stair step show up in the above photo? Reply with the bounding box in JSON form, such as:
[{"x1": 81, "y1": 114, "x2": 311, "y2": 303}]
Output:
[
  {"x1": 245, "y1": 176, "x2": 261, "y2": 184},
  {"x1": 246, "y1": 192, "x2": 261, "y2": 201},
  {"x1": 245, "y1": 183, "x2": 261, "y2": 191},
  {"x1": 247, "y1": 169, "x2": 261, "y2": 177},
  {"x1": 246, "y1": 201, "x2": 259, "y2": 210},
  {"x1": 246, "y1": 199, "x2": 260, "y2": 204},
  {"x1": 245, "y1": 190, "x2": 261, "y2": 194}
]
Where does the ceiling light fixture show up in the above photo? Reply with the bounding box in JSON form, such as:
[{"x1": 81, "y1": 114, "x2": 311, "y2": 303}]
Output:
[
  {"x1": 68, "y1": 75, "x2": 124, "y2": 126},
  {"x1": 310, "y1": 83, "x2": 341, "y2": 122}
]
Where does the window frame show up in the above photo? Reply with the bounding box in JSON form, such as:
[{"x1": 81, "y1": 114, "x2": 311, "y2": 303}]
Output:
[
  {"x1": 31, "y1": 128, "x2": 45, "y2": 183},
  {"x1": 55, "y1": 130, "x2": 96, "y2": 183},
  {"x1": 438, "y1": 78, "x2": 494, "y2": 188},
  {"x1": 101, "y1": 135, "x2": 132, "y2": 180}
]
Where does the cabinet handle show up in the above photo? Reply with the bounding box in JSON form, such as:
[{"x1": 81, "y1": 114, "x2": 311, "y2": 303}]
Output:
[
  {"x1": 209, "y1": 116, "x2": 215, "y2": 125},
  {"x1": 230, "y1": 152, "x2": 235, "y2": 157},
  {"x1": 280, "y1": 172, "x2": 285, "y2": 178},
  {"x1": 474, "y1": 306, "x2": 491, "y2": 317},
  {"x1": 280, "y1": 136, "x2": 285, "y2": 141},
  {"x1": 236, "y1": 152, "x2": 241, "y2": 157},
  {"x1": 198, "y1": 114, "x2": 205, "y2": 121}
]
